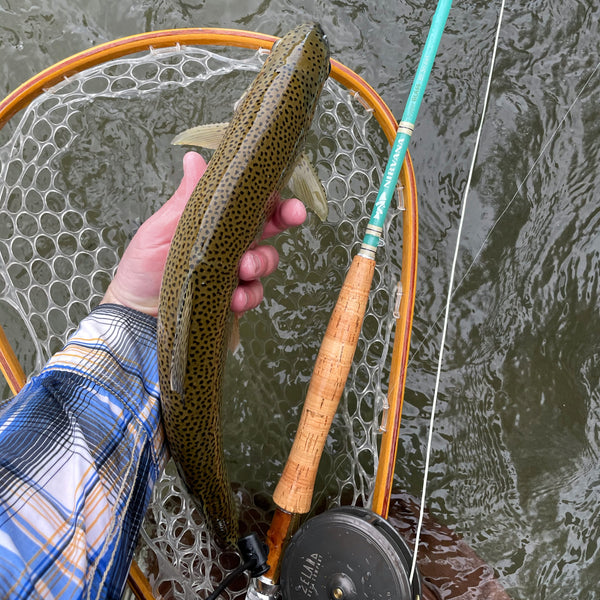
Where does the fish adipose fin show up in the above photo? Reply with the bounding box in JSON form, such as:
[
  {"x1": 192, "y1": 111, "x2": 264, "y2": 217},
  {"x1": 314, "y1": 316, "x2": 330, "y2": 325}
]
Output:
[{"x1": 170, "y1": 271, "x2": 196, "y2": 397}]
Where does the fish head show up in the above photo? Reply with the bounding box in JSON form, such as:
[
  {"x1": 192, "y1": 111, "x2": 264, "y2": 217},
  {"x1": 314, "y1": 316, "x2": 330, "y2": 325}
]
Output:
[{"x1": 266, "y1": 23, "x2": 331, "y2": 119}]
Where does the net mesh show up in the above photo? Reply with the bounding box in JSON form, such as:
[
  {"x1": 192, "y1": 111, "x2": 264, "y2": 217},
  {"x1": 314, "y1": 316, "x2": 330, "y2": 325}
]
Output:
[{"x1": 0, "y1": 43, "x2": 405, "y2": 598}]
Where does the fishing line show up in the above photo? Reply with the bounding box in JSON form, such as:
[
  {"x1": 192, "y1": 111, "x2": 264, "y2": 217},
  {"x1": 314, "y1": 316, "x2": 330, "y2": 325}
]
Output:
[
  {"x1": 409, "y1": 58, "x2": 600, "y2": 370},
  {"x1": 409, "y1": 0, "x2": 506, "y2": 582}
]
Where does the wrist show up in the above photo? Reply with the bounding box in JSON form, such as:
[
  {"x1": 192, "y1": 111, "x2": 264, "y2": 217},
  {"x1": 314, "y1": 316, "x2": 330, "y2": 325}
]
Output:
[{"x1": 101, "y1": 283, "x2": 159, "y2": 317}]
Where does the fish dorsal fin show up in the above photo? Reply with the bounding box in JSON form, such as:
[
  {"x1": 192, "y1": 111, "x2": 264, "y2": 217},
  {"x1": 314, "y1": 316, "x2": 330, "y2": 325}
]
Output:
[
  {"x1": 170, "y1": 271, "x2": 196, "y2": 397},
  {"x1": 172, "y1": 122, "x2": 230, "y2": 149},
  {"x1": 287, "y1": 153, "x2": 328, "y2": 221}
]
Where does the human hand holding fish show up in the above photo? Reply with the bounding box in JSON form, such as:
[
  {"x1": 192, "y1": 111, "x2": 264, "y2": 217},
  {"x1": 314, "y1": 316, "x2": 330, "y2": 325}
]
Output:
[{"x1": 101, "y1": 150, "x2": 306, "y2": 316}]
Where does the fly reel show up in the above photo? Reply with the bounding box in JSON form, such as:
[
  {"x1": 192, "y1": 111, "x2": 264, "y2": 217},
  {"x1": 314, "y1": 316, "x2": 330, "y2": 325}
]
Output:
[{"x1": 279, "y1": 506, "x2": 421, "y2": 600}]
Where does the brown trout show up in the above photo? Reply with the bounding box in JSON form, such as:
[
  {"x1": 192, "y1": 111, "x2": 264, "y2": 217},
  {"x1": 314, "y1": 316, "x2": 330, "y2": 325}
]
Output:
[{"x1": 157, "y1": 23, "x2": 330, "y2": 546}]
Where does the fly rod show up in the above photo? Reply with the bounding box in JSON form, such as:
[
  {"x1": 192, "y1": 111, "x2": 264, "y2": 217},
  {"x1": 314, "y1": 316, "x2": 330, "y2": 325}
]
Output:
[{"x1": 252, "y1": 0, "x2": 453, "y2": 591}]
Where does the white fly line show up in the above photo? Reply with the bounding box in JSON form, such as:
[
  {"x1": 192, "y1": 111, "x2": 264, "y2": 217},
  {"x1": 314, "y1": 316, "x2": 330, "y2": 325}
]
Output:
[{"x1": 409, "y1": 0, "x2": 507, "y2": 583}]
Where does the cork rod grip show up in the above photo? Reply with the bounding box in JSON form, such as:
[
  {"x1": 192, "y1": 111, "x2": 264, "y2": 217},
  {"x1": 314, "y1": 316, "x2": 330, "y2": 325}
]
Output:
[{"x1": 272, "y1": 254, "x2": 376, "y2": 514}]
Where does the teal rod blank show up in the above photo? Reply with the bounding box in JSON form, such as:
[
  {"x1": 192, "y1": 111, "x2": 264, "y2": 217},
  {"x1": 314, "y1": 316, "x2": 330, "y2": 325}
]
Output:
[{"x1": 360, "y1": 0, "x2": 453, "y2": 256}]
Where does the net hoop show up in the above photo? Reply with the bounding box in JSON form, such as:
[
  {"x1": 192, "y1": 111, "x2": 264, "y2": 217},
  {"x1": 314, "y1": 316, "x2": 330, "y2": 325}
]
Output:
[{"x1": 0, "y1": 27, "x2": 418, "y2": 598}]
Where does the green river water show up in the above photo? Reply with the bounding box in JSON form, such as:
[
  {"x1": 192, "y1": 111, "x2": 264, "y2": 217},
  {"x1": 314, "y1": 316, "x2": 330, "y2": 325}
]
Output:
[{"x1": 0, "y1": 1, "x2": 598, "y2": 598}]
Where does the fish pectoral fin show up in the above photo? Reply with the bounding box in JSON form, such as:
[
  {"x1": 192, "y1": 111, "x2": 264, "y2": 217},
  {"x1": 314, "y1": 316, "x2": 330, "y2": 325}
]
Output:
[
  {"x1": 172, "y1": 122, "x2": 230, "y2": 149},
  {"x1": 228, "y1": 314, "x2": 241, "y2": 353},
  {"x1": 287, "y1": 153, "x2": 328, "y2": 221},
  {"x1": 233, "y1": 87, "x2": 250, "y2": 113},
  {"x1": 170, "y1": 272, "x2": 196, "y2": 396}
]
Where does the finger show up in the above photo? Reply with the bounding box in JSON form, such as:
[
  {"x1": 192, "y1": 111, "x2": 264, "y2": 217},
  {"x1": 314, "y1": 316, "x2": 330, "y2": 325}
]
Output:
[
  {"x1": 261, "y1": 197, "x2": 307, "y2": 240},
  {"x1": 238, "y1": 245, "x2": 280, "y2": 282},
  {"x1": 231, "y1": 280, "x2": 264, "y2": 313}
]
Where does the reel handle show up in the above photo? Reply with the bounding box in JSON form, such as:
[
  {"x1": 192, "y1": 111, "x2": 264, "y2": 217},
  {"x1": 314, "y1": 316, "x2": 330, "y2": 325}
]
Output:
[{"x1": 272, "y1": 253, "x2": 375, "y2": 514}]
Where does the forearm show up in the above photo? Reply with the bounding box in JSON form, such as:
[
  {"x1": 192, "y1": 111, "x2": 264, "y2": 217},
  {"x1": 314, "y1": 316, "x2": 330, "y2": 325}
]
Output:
[{"x1": 0, "y1": 304, "x2": 165, "y2": 599}]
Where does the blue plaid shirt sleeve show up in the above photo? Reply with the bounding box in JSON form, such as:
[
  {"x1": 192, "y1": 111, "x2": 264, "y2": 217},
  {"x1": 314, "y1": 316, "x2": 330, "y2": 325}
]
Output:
[{"x1": 0, "y1": 304, "x2": 166, "y2": 599}]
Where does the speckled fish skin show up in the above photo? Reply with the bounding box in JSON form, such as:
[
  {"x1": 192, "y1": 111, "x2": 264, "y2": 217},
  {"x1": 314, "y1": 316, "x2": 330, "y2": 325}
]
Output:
[{"x1": 157, "y1": 23, "x2": 330, "y2": 546}]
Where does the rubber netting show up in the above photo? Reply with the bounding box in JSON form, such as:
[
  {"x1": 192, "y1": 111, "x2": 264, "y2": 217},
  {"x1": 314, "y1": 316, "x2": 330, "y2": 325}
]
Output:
[{"x1": 0, "y1": 44, "x2": 405, "y2": 599}]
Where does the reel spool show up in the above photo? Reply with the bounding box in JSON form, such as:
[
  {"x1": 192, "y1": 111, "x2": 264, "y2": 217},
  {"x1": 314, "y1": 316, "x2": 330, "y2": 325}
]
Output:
[{"x1": 280, "y1": 507, "x2": 421, "y2": 600}]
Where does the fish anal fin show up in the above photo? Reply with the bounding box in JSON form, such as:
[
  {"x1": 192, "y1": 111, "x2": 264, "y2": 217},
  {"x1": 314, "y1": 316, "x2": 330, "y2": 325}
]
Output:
[
  {"x1": 287, "y1": 153, "x2": 328, "y2": 221},
  {"x1": 172, "y1": 122, "x2": 230, "y2": 149}
]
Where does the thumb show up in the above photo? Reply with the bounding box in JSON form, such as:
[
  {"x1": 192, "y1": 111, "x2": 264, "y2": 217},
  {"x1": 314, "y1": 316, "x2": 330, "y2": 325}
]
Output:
[
  {"x1": 152, "y1": 151, "x2": 207, "y2": 225},
  {"x1": 176, "y1": 151, "x2": 208, "y2": 205},
  {"x1": 128, "y1": 151, "x2": 207, "y2": 252}
]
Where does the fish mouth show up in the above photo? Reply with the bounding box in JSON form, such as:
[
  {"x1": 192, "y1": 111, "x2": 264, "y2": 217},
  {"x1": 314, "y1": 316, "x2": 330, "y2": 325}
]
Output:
[
  {"x1": 309, "y1": 22, "x2": 329, "y2": 50},
  {"x1": 293, "y1": 22, "x2": 330, "y2": 52},
  {"x1": 269, "y1": 23, "x2": 331, "y2": 84},
  {"x1": 301, "y1": 22, "x2": 331, "y2": 73}
]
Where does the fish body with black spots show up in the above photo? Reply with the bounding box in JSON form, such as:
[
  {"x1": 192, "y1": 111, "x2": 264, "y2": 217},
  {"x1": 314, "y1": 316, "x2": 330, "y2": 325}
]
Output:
[{"x1": 157, "y1": 23, "x2": 330, "y2": 546}]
